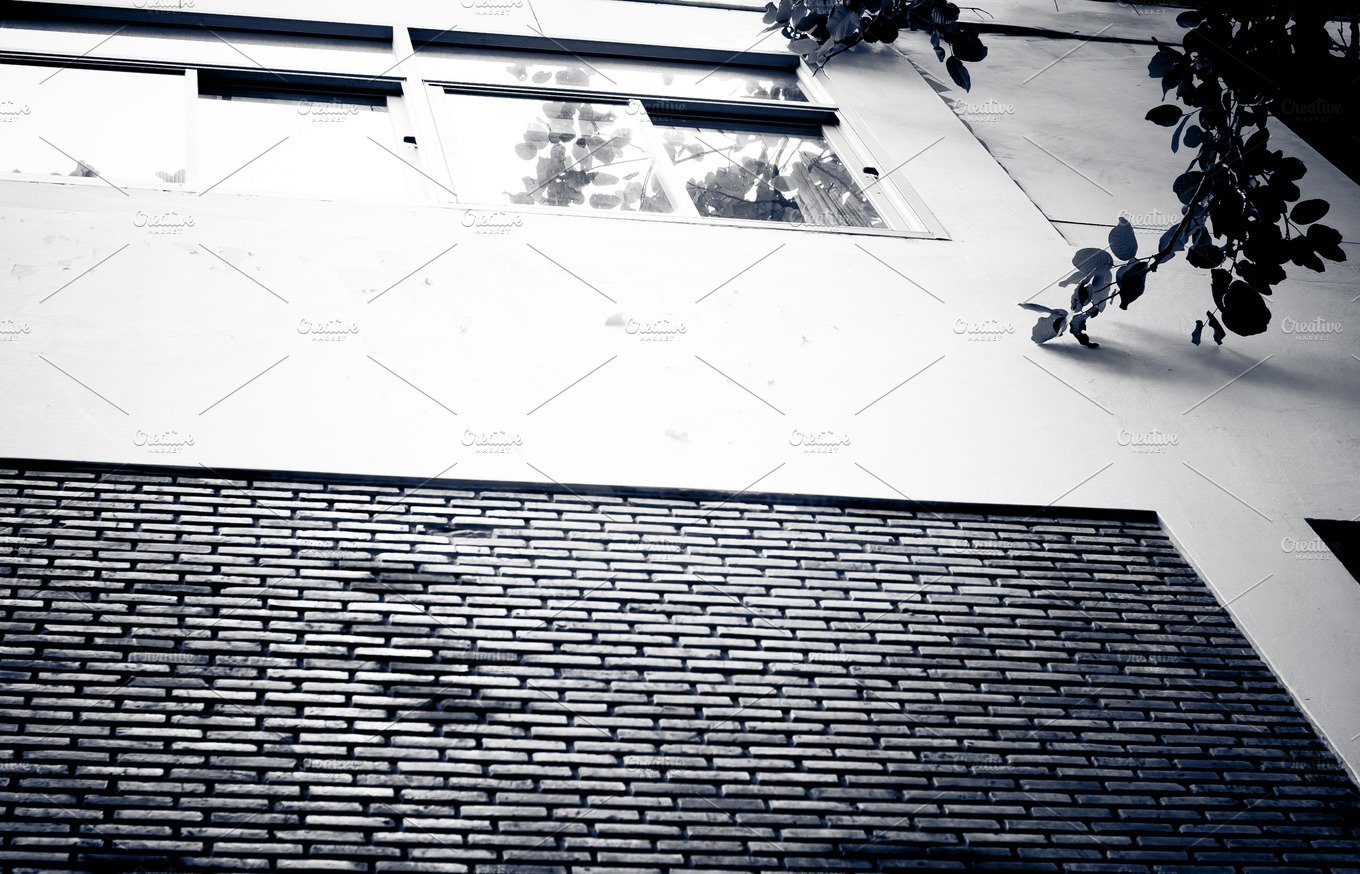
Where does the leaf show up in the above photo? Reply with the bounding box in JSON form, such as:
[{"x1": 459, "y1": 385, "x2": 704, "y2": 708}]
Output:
[
  {"x1": 1183, "y1": 125, "x2": 1202, "y2": 148},
  {"x1": 1064, "y1": 247, "x2": 1114, "y2": 286},
  {"x1": 788, "y1": 38, "x2": 821, "y2": 55},
  {"x1": 1206, "y1": 310, "x2": 1226, "y2": 345},
  {"x1": 1185, "y1": 243, "x2": 1225, "y2": 269},
  {"x1": 1173, "y1": 171, "x2": 1203, "y2": 204},
  {"x1": 1220, "y1": 281, "x2": 1270, "y2": 336},
  {"x1": 946, "y1": 56, "x2": 971, "y2": 91},
  {"x1": 1290, "y1": 199, "x2": 1329, "y2": 225},
  {"x1": 1070, "y1": 311, "x2": 1099, "y2": 348},
  {"x1": 1071, "y1": 279, "x2": 1091, "y2": 311},
  {"x1": 1176, "y1": 9, "x2": 1204, "y2": 27},
  {"x1": 1109, "y1": 218, "x2": 1138, "y2": 261},
  {"x1": 1171, "y1": 114, "x2": 1189, "y2": 153},
  {"x1": 1190, "y1": 319, "x2": 1204, "y2": 346},
  {"x1": 1305, "y1": 224, "x2": 1346, "y2": 262},
  {"x1": 1116, "y1": 261, "x2": 1149, "y2": 310},
  {"x1": 1027, "y1": 310, "x2": 1068, "y2": 344},
  {"x1": 1146, "y1": 104, "x2": 1184, "y2": 126}
]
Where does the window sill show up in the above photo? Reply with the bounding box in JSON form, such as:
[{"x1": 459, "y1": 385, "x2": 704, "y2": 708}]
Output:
[{"x1": 0, "y1": 173, "x2": 952, "y2": 241}]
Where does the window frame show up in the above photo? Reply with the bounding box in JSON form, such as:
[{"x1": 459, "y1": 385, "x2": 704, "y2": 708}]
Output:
[
  {"x1": 418, "y1": 54, "x2": 944, "y2": 238},
  {"x1": 0, "y1": 52, "x2": 419, "y2": 202}
]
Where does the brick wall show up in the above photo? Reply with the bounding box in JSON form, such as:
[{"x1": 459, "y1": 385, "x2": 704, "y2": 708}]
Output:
[{"x1": 1, "y1": 459, "x2": 1358, "y2": 874}]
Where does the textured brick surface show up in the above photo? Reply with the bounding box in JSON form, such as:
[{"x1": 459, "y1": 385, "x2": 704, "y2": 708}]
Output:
[{"x1": 1, "y1": 460, "x2": 1358, "y2": 874}]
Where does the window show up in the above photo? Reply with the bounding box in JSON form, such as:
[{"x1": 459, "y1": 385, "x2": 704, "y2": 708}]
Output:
[
  {"x1": 0, "y1": 60, "x2": 415, "y2": 199},
  {"x1": 0, "y1": 62, "x2": 186, "y2": 184},
  {"x1": 423, "y1": 47, "x2": 929, "y2": 233},
  {"x1": 1306, "y1": 520, "x2": 1360, "y2": 584},
  {"x1": 196, "y1": 86, "x2": 413, "y2": 199}
]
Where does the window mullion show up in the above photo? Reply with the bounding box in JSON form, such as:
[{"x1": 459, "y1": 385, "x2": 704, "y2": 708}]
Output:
[{"x1": 629, "y1": 100, "x2": 698, "y2": 218}]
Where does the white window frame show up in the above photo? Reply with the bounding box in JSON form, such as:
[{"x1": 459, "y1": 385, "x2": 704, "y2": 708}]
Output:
[
  {"x1": 414, "y1": 46, "x2": 946, "y2": 239},
  {"x1": 0, "y1": 55, "x2": 419, "y2": 204}
]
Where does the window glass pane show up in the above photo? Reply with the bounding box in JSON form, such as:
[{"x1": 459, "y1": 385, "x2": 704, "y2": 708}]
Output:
[
  {"x1": 422, "y1": 48, "x2": 806, "y2": 102},
  {"x1": 442, "y1": 92, "x2": 673, "y2": 213},
  {"x1": 0, "y1": 22, "x2": 391, "y2": 77},
  {"x1": 197, "y1": 93, "x2": 407, "y2": 198},
  {"x1": 0, "y1": 62, "x2": 185, "y2": 184},
  {"x1": 656, "y1": 124, "x2": 885, "y2": 228}
]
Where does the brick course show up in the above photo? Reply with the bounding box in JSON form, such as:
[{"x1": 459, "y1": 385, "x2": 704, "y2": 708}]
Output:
[{"x1": 1, "y1": 459, "x2": 1358, "y2": 873}]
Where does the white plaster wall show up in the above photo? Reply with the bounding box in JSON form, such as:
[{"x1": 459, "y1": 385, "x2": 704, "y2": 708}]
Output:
[{"x1": 2, "y1": 0, "x2": 1359, "y2": 778}]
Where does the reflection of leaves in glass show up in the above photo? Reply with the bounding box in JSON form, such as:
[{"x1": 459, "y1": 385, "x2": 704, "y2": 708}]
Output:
[
  {"x1": 508, "y1": 100, "x2": 671, "y2": 213},
  {"x1": 662, "y1": 129, "x2": 881, "y2": 227}
]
